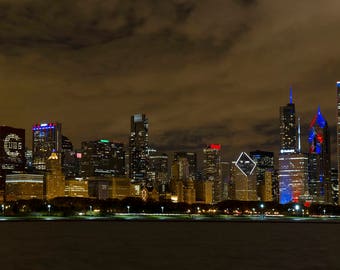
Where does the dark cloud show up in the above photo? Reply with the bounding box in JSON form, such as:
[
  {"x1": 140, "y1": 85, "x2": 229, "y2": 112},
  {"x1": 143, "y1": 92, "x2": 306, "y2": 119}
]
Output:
[{"x1": 0, "y1": 0, "x2": 339, "y2": 166}]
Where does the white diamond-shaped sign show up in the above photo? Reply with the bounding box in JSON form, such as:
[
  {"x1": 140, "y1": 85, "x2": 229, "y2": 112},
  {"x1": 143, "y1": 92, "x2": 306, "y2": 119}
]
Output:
[{"x1": 235, "y1": 152, "x2": 256, "y2": 176}]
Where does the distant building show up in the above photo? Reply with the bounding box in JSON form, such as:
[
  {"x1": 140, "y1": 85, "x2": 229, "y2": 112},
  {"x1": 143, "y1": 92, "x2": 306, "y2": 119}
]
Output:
[
  {"x1": 80, "y1": 140, "x2": 125, "y2": 178},
  {"x1": 87, "y1": 177, "x2": 112, "y2": 200},
  {"x1": 61, "y1": 136, "x2": 78, "y2": 179},
  {"x1": 0, "y1": 126, "x2": 26, "y2": 189},
  {"x1": 278, "y1": 89, "x2": 305, "y2": 204},
  {"x1": 330, "y1": 168, "x2": 338, "y2": 205},
  {"x1": 279, "y1": 88, "x2": 297, "y2": 154},
  {"x1": 5, "y1": 174, "x2": 44, "y2": 201},
  {"x1": 45, "y1": 152, "x2": 65, "y2": 200},
  {"x1": 148, "y1": 151, "x2": 168, "y2": 191},
  {"x1": 32, "y1": 122, "x2": 62, "y2": 171},
  {"x1": 112, "y1": 177, "x2": 132, "y2": 200},
  {"x1": 337, "y1": 81, "x2": 340, "y2": 206},
  {"x1": 195, "y1": 180, "x2": 213, "y2": 204},
  {"x1": 250, "y1": 150, "x2": 274, "y2": 200},
  {"x1": 279, "y1": 153, "x2": 308, "y2": 204},
  {"x1": 262, "y1": 171, "x2": 273, "y2": 202},
  {"x1": 129, "y1": 114, "x2": 149, "y2": 184},
  {"x1": 65, "y1": 179, "x2": 88, "y2": 198},
  {"x1": 231, "y1": 153, "x2": 257, "y2": 201},
  {"x1": 174, "y1": 152, "x2": 197, "y2": 179},
  {"x1": 220, "y1": 161, "x2": 231, "y2": 201},
  {"x1": 308, "y1": 107, "x2": 331, "y2": 204},
  {"x1": 25, "y1": 149, "x2": 33, "y2": 172},
  {"x1": 170, "y1": 157, "x2": 195, "y2": 204},
  {"x1": 272, "y1": 170, "x2": 280, "y2": 202},
  {"x1": 203, "y1": 144, "x2": 222, "y2": 203}
]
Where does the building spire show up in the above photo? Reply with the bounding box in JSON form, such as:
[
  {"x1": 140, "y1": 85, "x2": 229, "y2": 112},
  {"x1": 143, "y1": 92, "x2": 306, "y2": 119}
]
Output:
[{"x1": 289, "y1": 86, "x2": 293, "y2": 104}]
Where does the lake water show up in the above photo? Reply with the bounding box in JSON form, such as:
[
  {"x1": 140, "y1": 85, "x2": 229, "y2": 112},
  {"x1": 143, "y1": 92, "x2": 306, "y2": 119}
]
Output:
[{"x1": 0, "y1": 221, "x2": 338, "y2": 270}]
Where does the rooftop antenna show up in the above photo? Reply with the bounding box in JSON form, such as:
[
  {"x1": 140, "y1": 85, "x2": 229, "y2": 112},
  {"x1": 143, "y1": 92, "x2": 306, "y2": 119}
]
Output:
[{"x1": 289, "y1": 86, "x2": 293, "y2": 104}]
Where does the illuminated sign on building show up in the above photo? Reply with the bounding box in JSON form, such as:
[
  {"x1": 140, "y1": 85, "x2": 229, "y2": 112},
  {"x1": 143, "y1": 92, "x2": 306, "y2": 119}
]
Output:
[
  {"x1": 4, "y1": 134, "x2": 23, "y2": 158},
  {"x1": 235, "y1": 152, "x2": 256, "y2": 177},
  {"x1": 210, "y1": 144, "x2": 221, "y2": 150}
]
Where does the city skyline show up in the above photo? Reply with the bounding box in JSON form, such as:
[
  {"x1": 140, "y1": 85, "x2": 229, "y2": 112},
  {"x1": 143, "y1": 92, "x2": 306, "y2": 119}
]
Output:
[{"x1": 1, "y1": 1, "x2": 340, "y2": 164}]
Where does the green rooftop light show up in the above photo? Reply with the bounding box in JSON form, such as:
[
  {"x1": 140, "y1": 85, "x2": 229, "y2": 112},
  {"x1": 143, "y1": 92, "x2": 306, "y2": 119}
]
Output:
[{"x1": 100, "y1": 139, "x2": 110, "y2": 143}]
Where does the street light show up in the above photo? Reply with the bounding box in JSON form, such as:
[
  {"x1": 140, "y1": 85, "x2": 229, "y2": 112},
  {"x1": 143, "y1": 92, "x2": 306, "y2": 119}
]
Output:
[
  {"x1": 260, "y1": 203, "x2": 264, "y2": 220},
  {"x1": 161, "y1": 206, "x2": 164, "y2": 214},
  {"x1": 47, "y1": 204, "x2": 51, "y2": 215},
  {"x1": 1, "y1": 204, "x2": 4, "y2": 216},
  {"x1": 127, "y1": 205, "x2": 130, "y2": 214},
  {"x1": 294, "y1": 204, "x2": 300, "y2": 216}
]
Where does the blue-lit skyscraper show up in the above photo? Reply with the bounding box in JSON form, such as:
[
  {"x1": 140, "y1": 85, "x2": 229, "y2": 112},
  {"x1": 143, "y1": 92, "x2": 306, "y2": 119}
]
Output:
[{"x1": 308, "y1": 107, "x2": 331, "y2": 204}]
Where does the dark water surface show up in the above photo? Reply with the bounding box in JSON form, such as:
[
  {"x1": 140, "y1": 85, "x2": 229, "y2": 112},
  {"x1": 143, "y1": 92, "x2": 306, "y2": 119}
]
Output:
[{"x1": 0, "y1": 221, "x2": 338, "y2": 270}]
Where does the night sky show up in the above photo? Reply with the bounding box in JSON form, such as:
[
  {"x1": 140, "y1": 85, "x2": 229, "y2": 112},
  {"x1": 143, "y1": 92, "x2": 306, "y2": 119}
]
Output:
[{"x1": 1, "y1": 0, "x2": 339, "y2": 163}]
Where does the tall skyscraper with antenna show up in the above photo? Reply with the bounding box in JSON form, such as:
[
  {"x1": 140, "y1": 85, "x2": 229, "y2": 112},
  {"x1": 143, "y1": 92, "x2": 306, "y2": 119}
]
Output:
[
  {"x1": 279, "y1": 88, "x2": 308, "y2": 204},
  {"x1": 279, "y1": 87, "x2": 297, "y2": 153}
]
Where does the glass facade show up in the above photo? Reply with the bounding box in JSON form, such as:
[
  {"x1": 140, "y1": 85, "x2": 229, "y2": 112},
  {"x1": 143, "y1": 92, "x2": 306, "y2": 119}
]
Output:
[
  {"x1": 32, "y1": 122, "x2": 62, "y2": 171},
  {"x1": 80, "y1": 140, "x2": 125, "y2": 178},
  {"x1": 129, "y1": 114, "x2": 149, "y2": 184},
  {"x1": 203, "y1": 144, "x2": 222, "y2": 203},
  {"x1": 308, "y1": 108, "x2": 331, "y2": 204},
  {"x1": 279, "y1": 153, "x2": 308, "y2": 204}
]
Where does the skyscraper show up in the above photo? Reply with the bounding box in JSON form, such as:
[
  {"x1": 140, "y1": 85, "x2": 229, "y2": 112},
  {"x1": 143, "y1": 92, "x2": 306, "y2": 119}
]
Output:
[
  {"x1": 174, "y1": 152, "x2": 197, "y2": 180},
  {"x1": 337, "y1": 81, "x2": 340, "y2": 205},
  {"x1": 279, "y1": 153, "x2": 309, "y2": 204},
  {"x1": 203, "y1": 144, "x2": 222, "y2": 203},
  {"x1": 32, "y1": 122, "x2": 62, "y2": 171},
  {"x1": 308, "y1": 107, "x2": 331, "y2": 204},
  {"x1": 231, "y1": 152, "x2": 257, "y2": 201},
  {"x1": 80, "y1": 140, "x2": 125, "y2": 178},
  {"x1": 278, "y1": 89, "x2": 303, "y2": 204},
  {"x1": 61, "y1": 135, "x2": 77, "y2": 179},
  {"x1": 250, "y1": 150, "x2": 274, "y2": 200},
  {"x1": 148, "y1": 151, "x2": 168, "y2": 192},
  {"x1": 129, "y1": 114, "x2": 149, "y2": 185},
  {"x1": 45, "y1": 152, "x2": 65, "y2": 200},
  {"x1": 279, "y1": 88, "x2": 297, "y2": 153},
  {"x1": 170, "y1": 157, "x2": 195, "y2": 204}
]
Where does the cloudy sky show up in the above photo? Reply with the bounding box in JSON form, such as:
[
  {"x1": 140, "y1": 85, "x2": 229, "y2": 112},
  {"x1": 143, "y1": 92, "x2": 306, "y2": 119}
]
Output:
[{"x1": 1, "y1": 0, "x2": 339, "y2": 163}]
